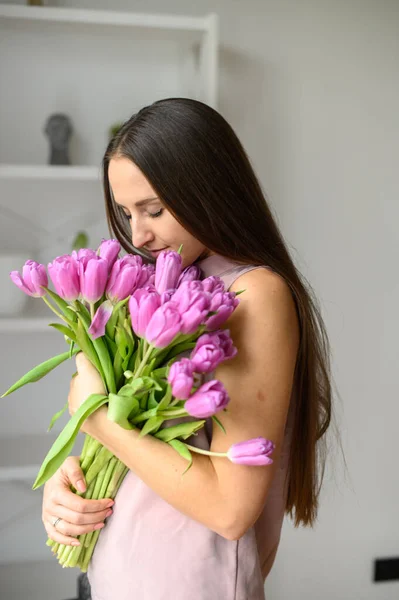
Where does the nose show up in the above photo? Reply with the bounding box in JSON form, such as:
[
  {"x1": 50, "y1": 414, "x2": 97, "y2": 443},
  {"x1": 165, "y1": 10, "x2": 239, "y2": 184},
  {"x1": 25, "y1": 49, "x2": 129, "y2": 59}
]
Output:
[{"x1": 130, "y1": 217, "x2": 154, "y2": 249}]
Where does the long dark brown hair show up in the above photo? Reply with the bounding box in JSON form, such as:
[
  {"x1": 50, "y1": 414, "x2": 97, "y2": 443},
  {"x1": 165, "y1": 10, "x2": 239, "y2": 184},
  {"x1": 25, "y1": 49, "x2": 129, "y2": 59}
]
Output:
[{"x1": 102, "y1": 97, "x2": 341, "y2": 527}]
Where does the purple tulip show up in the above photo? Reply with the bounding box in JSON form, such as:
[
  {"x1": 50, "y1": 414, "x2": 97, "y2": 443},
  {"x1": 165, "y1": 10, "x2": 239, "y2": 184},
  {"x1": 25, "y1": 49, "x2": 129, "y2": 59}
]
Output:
[
  {"x1": 155, "y1": 250, "x2": 182, "y2": 295},
  {"x1": 129, "y1": 287, "x2": 161, "y2": 338},
  {"x1": 205, "y1": 291, "x2": 239, "y2": 330},
  {"x1": 201, "y1": 276, "x2": 225, "y2": 295},
  {"x1": 167, "y1": 358, "x2": 195, "y2": 400},
  {"x1": 98, "y1": 239, "x2": 121, "y2": 273},
  {"x1": 145, "y1": 301, "x2": 181, "y2": 348},
  {"x1": 227, "y1": 438, "x2": 275, "y2": 466},
  {"x1": 106, "y1": 255, "x2": 144, "y2": 303},
  {"x1": 72, "y1": 248, "x2": 97, "y2": 262},
  {"x1": 138, "y1": 263, "x2": 155, "y2": 288},
  {"x1": 190, "y1": 330, "x2": 237, "y2": 373},
  {"x1": 160, "y1": 290, "x2": 175, "y2": 304},
  {"x1": 171, "y1": 281, "x2": 211, "y2": 334},
  {"x1": 184, "y1": 380, "x2": 229, "y2": 418},
  {"x1": 48, "y1": 255, "x2": 80, "y2": 301},
  {"x1": 88, "y1": 300, "x2": 113, "y2": 339},
  {"x1": 177, "y1": 265, "x2": 201, "y2": 287},
  {"x1": 78, "y1": 254, "x2": 109, "y2": 304},
  {"x1": 10, "y1": 260, "x2": 48, "y2": 298}
]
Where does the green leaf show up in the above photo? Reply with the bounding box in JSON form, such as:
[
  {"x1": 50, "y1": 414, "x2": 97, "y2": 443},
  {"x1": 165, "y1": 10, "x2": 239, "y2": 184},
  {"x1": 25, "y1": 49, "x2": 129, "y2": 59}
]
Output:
[
  {"x1": 147, "y1": 389, "x2": 158, "y2": 410},
  {"x1": 104, "y1": 335, "x2": 118, "y2": 358},
  {"x1": 107, "y1": 393, "x2": 135, "y2": 429},
  {"x1": 113, "y1": 351, "x2": 124, "y2": 389},
  {"x1": 130, "y1": 406, "x2": 158, "y2": 424},
  {"x1": 154, "y1": 420, "x2": 206, "y2": 443},
  {"x1": 69, "y1": 340, "x2": 75, "y2": 358},
  {"x1": 1, "y1": 348, "x2": 80, "y2": 398},
  {"x1": 32, "y1": 393, "x2": 108, "y2": 489},
  {"x1": 156, "y1": 385, "x2": 172, "y2": 412},
  {"x1": 212, "y1": 415, "x2": 226, "y2": 434},
  {"x1": 44, "y1": 288, "x2": 77, "y2": 324},
  {"x1": 120, "y1": 376, "x2": 161, "y2": 397},
  {"x1": 139, "y1": 415, "x2": 164, "y2": 437},
  {"x1": 48, "y1": 323, "x2": 77, "y2": 343},
  {"x1": 75, "y1": 318, "x2": 105, "y2": 381},
  {"x1": 47, "y1": 401, "x2": 68, "y2": 432},
  {"x1": 76, "y1": 308, "x2": 116, "y2": 394},
  {"x1": 168, "y1": 439, "x2": 193, "y2": 474}
]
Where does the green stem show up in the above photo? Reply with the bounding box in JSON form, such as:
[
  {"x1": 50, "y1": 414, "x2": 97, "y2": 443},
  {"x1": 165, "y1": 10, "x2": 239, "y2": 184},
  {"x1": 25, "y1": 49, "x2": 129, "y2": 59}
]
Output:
[
  {"x1": 184, "y1": 443, "x2": 228, "y2": 458},
  {"x1": 42, "y1": 296, "x2": 69, "y2": 324},
  {"x1": 80, "y1": 436, "x2": 102, "y2": 472},
  {"x1": 134, "y1": 343, "x2": 155, "y2": 378}
]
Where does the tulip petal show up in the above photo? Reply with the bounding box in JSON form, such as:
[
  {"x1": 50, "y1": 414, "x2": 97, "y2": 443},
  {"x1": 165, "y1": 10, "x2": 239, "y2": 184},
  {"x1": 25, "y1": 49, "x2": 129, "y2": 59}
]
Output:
[{"x1": 88, "y1": 300, "x2": 113, "y2": 340}]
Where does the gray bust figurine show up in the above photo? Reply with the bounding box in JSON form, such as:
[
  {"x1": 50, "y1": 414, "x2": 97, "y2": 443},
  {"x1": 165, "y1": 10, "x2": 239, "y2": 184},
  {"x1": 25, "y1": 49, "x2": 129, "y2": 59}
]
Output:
[{"x1": 44, "y1": 113, "x2": 73, "y2": 165}]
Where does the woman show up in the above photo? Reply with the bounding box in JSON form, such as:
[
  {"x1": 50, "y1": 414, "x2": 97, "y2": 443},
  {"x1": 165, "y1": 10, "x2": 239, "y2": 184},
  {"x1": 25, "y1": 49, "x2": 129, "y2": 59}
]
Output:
[{"x1": 42, "y1": 98, "x2": 333, "y2": 599}]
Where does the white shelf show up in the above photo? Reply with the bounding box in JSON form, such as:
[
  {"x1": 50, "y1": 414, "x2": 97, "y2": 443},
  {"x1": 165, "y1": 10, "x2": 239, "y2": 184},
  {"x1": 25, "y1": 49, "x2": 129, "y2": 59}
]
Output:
[
  {"x1": 0, "y1": 4, "x2": 210, "y2": 34},
  {"x1": 0, "y1": 318, "x2": 55, "y2": 333},
  {"x1": 0, "y1": 164, "x2": 101, "y2": 181}
]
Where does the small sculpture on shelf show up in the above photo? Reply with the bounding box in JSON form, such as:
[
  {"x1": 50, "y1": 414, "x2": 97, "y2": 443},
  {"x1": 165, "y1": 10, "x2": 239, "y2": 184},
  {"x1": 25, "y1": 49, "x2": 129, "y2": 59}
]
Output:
[{"x1": 44, "y1": 113, "x2": 73, "y2": 165}]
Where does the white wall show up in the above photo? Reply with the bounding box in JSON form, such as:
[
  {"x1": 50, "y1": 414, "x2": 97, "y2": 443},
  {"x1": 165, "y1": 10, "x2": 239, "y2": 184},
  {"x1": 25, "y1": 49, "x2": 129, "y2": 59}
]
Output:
[{"x1": 1, "y1": 1, "x2": 398, "y2": 599}]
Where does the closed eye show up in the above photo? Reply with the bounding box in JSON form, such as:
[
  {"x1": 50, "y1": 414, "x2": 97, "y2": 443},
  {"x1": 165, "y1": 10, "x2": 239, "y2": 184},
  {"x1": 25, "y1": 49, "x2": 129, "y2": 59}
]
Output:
[{"x1": 124, "y1": 208, "x2": 164, "y2": 220}]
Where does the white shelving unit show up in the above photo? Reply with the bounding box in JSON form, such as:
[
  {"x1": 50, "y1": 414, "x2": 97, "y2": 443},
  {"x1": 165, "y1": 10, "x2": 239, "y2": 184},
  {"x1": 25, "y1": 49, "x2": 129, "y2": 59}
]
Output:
[
  {"x1": 0, "y1": 3, "x2": 219, "y2": 332},
  {"x1": 0, "y1": 6, "x2": 220, "y2": 561}
]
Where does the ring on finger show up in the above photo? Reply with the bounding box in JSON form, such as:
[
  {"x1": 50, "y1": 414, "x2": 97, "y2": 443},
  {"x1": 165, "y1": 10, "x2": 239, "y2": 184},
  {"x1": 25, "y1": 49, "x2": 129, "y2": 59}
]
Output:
[{"x1": 52, "y1": 517, "x2": 62, "y2": 529}]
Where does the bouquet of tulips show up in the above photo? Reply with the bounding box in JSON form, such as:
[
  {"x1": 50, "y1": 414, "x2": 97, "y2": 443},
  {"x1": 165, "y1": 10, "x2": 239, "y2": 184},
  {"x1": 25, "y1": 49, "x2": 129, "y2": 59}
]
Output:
[{"x1": 2, "y1": 239, "x2": 275, "y2": 572}]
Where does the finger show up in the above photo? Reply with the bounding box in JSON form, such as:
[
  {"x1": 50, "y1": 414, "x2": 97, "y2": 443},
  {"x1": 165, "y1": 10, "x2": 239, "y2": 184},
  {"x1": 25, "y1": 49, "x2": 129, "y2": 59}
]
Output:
[
  {"x1": 62, "y1": 456, "x2": 87, "y2": 493},
  {"x1": 44, "y1": 520, "x2": 81, "y2": 547},
  {"x1": 48, "y1": 516, "x2": 106, "y2": 539},
  {"x1": 49, "y1": 504, "x2": 113, "y2": 527},
  {"x1": 75, "y1": 351, "x2": 90, "y2": 372},
  {"x1": 55, "y1": 487, "x2": 114, "y2": 514}
]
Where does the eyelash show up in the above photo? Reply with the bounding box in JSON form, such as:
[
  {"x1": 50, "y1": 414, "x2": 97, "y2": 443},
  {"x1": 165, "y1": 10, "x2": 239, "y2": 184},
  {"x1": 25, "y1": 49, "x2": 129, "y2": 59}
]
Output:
[{"x1": 124, "y1": 209, "x2": 164, "y2": 221}]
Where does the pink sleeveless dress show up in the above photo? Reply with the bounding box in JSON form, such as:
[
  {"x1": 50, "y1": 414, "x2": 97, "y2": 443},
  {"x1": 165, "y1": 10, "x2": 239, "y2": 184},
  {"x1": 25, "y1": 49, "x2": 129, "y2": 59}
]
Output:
[{"x1": 88, "y1": 254, "x2": 296, "y2": 600}]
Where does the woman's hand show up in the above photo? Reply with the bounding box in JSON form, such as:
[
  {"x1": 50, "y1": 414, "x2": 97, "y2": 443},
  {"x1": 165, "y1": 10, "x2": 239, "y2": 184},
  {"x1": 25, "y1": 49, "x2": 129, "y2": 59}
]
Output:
[
  {"x1": 68, "y1": 352, "x2": 106, "y2": 417},
  {"x1": 42, "y1": 456, "x2": 114, "y2": 546}
]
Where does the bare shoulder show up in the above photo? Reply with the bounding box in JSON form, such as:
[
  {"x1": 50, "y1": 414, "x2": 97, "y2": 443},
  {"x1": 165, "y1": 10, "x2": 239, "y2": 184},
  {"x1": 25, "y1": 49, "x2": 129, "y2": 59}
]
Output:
[{"x1": 227, "y1": 266, "x2": 299, "y2": 339}]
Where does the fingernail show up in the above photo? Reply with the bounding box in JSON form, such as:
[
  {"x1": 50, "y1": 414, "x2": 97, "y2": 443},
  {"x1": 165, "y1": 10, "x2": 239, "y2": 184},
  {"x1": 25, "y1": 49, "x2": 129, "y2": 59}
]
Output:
[
  {"x1": 76, "y1": 480, "x2": 86, "y2": 493},
  {"x1": 71, "y1": 541, "x2": 80, "y2": 546},
  {"x1": 105, "y1": 509, "x2": 113, "y2": 518},
  {"x1": 94, "y1": 523, "x2": 105, "y2": 530},
  {"x1": 106, "y1": 501, "x2": 114, "y2": 508}
]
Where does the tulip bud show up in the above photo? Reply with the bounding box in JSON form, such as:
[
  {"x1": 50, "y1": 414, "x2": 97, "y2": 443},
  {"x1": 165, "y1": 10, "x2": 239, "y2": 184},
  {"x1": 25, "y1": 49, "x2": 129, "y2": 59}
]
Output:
[
  {"x1": 191, "y1": 330, "x2": 237, "y2": 372},
  {"x1": 145, "y1": 301, "x2": 181, "y2": 348},
  {"x1": 155, "y1": 250, "x2": 182, "y2": 295},
  {"x1": 88, "y1": 300, "x2": 113, "y2": 339},
  {"x1": 78, "y1": 255, "x2": 109, "y2": 303},
  {"x1": 129, "y1": 287, "x2": 161, "y2": 338},
  {"x1": 98, "y1": 239, "x2": 121, "y2": 273},
  {"x1": 184, "y1": 380, "x2": 229, "y2": 418},
  {"x1": 205, "y1": 291, "x2": 239, "y2": 330},
  {"x1": 10, "y1": 260, "x2": 48, "y2": 298},
  {"x1": 201, "y1": 276, "x2": 225, "y2": 295},
  {"x1": 48, "y1": 255, "x2": 80, "y2": 301},
  {"x1": 171, "y1": 281, "x2": 210, "y2": 334},
  {"x1": 177, "y1": 265, "x2": 201, "y2": 287},
  {"x1": 106, "y1": 255, "x2": 143, "y2": 303},
  {"x1": 167, "y1": 358, "x2": 195, "y2": 400},
  {"x1": 227, "y1": 438, "x2": 275, "y2": 466}
]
